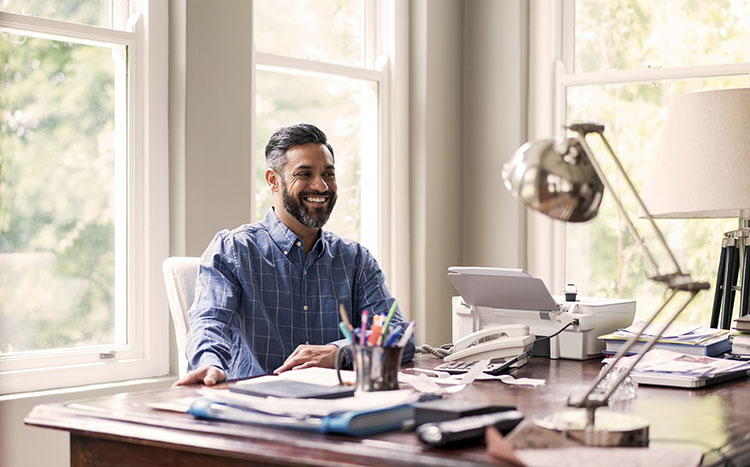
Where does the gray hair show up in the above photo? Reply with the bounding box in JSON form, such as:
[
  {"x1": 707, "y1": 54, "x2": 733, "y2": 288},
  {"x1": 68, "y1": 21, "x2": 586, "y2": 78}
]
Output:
[{"x1": 264, "y1": 123, "x2": 335, "y2": 173}]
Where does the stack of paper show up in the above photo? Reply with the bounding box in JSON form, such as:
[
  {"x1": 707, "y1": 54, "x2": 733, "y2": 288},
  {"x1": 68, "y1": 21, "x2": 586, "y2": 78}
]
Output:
[
  {"x1": 604, "y1": 349, "x2": 750, "y2": 388},
  {"x1": 598, "y1": 322, "x2": 730, "y2": 357}
]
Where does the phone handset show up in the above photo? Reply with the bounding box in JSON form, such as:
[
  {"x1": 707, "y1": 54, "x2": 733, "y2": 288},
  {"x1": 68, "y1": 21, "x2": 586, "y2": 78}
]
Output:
[{"x1": 445, "y1": 324, "x2": 534, "y2": 363}]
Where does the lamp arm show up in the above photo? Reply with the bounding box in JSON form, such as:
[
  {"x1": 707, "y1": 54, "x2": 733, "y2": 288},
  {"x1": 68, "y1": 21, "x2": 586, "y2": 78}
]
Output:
[
  {"x1": 564, "y1": 124, "x2": 710, "y2": 422},
  {"x1": 571, "y1": 126, "x2": 681, "y2": 280},
  {"x1": 591, "y1": 129, "x2": 684, "y2": 277}
]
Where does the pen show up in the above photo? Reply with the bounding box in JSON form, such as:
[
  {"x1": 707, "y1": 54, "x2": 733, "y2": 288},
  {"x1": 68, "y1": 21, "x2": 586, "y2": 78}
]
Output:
[
  {"x1": 384, "y1": 328, "x2": 403, "y2": 347},
  {"x1": 397, "y1": 321, "x2": 416, "y2": 347},
  {"x1": 360, "y1": 310, "x2": 368, "y2": 346},
  {"x1": 339, "y1": 304, "x2": 353, "y2": 332},
  {"x1": 378, "y1": 301, "x2": 399, "y2": 345},
  {"x1": 339, "y1": 321, "x2": 355, "y2": 344}
]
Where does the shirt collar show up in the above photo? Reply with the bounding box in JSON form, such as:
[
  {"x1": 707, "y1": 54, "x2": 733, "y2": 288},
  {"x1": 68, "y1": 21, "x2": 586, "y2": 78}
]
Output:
[{"x1": 262, "y1": 208, "x2": 328, "y2": 260}]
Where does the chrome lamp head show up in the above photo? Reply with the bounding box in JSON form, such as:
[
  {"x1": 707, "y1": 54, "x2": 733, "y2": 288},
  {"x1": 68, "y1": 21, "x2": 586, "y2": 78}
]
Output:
[{"x1": 502, "y1": 137, "x2": 604, "y2": 223}]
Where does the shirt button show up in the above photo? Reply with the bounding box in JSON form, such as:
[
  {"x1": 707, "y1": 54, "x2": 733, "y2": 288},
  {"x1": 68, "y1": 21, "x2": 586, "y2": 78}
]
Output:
[
  {"x1": 296, "y1": 241, "x2": 302, "y2": 247},
  {"x1": 305, "y1": 341, "x2": 310, "y2": 345},
  {"x1": 303, "y1": 305, "x2": 308, "y2": 311},
  {"x1": 283, "y1": 250, "x2": 288, "y2": 255},
  {"x1": 303, "y1": 270, "x2": 307, "y2": 275}
]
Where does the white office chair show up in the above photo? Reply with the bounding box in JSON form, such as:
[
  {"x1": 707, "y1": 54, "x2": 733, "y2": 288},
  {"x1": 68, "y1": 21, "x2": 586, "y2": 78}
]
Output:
[{"x1": 162, "y1": 256, "x2": 200, "y2": 377}]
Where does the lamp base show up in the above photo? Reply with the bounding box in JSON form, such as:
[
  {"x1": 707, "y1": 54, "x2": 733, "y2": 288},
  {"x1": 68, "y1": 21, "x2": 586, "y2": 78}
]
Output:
[{"x1": 507, "y1": 409, "x2": 649, "y2": 448}]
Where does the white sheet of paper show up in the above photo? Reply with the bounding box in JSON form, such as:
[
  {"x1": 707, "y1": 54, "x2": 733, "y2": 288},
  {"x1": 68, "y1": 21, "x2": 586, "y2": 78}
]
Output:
[
  {"x1": 397, "y1": 373, "x2": 444, "y2": 393},
  {"x1": 199, "y1": 387, "x2": 417, "y2": 417},
  {"x1": 497, "y1": 374, "x2": 546, "y2": 387},
  {"x1": 458, "y1": 359, "x2": 490, "y2": 384}
]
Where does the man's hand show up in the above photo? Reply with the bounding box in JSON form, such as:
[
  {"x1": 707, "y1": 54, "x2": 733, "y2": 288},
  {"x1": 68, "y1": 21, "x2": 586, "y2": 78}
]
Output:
[
  {"x1": 172, "y1": 365, "x2": 226, "y2": 387},
  {"x1": 274, "y1": 344, "x2": 339, "y2": 374}
]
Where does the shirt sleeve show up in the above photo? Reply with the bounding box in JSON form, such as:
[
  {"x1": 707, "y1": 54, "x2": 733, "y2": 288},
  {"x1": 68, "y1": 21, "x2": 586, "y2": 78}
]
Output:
[
  {"x1": 350, "y1": 246, "x2": 416, "y2": 364},
  {"x1": 186, "y1": 231, "x2": 243, "y2": 374}
]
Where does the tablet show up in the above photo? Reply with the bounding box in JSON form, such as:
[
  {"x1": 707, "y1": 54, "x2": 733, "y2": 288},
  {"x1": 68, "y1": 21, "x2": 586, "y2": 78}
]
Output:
[{"x1": 229, "y1": 380, "x2": 355, "y2": 399}]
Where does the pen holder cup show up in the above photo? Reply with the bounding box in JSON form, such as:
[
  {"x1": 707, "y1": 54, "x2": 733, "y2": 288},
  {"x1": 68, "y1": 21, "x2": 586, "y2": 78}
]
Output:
[{"x1": 335, "y1": 345, "x2": 404, "y2": 392}]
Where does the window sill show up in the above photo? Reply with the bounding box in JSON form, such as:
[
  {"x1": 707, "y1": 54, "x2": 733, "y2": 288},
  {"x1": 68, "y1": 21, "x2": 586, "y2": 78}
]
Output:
[{"x1": 0, "y1": 374, "x2": 177, "y2": 403}]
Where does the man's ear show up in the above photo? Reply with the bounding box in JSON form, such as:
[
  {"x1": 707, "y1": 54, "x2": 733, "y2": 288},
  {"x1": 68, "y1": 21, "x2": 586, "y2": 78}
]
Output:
[{"x1": 266, "y1": 169, "x2": 281, "y2": 192}]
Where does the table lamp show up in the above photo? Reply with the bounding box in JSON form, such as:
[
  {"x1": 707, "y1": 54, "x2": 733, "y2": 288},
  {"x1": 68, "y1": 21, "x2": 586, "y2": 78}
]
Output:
[
  {"x1": 643, "y1": 88, "x2": 750, "y2": 329},
  {"x1": 502, "y1": 121, "x2": 709, "y2": 446}
]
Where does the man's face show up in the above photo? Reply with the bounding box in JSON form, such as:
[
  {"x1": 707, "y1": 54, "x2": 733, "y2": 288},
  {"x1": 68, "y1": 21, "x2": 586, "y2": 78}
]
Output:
[{"x1": 275, "y1": 143, "x2": 337, "y2": 229}]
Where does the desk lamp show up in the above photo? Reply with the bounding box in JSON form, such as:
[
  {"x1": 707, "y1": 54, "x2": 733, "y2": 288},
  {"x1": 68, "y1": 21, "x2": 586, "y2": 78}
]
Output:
[
  {"x1": 643, "y1": 88, "x2": 750, "y2": 330},
  {"x1": 502, "y1": 121, "x2": 709, "y2": 446}
]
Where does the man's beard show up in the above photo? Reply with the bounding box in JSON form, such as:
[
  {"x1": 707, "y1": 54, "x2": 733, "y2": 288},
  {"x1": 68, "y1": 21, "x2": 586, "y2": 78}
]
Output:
[{"x1": 281, "y1": 179, "x2": 337, "y2": 229}]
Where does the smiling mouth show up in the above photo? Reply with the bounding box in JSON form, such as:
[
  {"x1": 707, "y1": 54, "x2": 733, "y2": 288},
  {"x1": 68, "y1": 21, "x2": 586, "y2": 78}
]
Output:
[{"x1": 302, "y1": 195, "x2": 328, "y2": 206}]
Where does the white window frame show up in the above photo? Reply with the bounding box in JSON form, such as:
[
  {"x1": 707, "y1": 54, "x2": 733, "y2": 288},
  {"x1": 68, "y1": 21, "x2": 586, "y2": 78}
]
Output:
[
  {"x1": 527, "y1": 0, "x2": 750, "y2": 295},
  {"x1": 250, "y1": 0, "x2": 410, "y2": 306},
  {"x1": 0, "y1": 1, "x2": 169, "y2": 394}
]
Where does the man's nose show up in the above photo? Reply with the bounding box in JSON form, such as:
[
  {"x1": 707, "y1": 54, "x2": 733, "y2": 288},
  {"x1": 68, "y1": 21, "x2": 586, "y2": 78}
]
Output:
[{"x1": 309, "y1": 175, "x2": 329, "y2": 192}]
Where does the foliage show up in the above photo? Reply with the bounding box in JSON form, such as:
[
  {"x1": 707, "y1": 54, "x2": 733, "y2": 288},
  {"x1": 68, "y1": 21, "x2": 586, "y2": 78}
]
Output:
[{"x1": 1, "y1": 0, "x2": 118, "y2": 353}]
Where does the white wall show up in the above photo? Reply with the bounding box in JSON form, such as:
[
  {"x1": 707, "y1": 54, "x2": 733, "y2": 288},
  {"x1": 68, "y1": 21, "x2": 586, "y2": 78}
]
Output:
[
  {"x1": 410, "y1": 0, "x2": 527, "y2": 346},
  {"x1": 0, "y1": 378, "x2": 172, "y2": 467},
  {"x1": 462, "y1": 0, "x2": 528, "y2": 268},
  {"x1": 409, "y1": 0, "x2": 465, "y2": 346},
  {"x1": 173, "y1": 0, "x2": 254, "y2": 257}
]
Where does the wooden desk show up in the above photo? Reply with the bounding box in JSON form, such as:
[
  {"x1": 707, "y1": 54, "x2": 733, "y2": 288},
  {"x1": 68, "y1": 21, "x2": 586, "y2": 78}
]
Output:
[{"x1": 25, "y1": 355, "x2": 750, "y2": 466}]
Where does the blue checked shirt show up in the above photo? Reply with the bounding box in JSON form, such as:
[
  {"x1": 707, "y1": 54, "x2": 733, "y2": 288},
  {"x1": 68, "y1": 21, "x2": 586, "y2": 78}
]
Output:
[{"x1": 186, "y1": 208, "x2": 415, "y2": 379}]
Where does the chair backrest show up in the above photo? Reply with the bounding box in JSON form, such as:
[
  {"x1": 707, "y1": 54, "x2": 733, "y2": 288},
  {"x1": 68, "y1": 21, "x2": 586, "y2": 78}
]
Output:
[{"x1": 162, "y1": 256, "x2": 200, "y2": 377}]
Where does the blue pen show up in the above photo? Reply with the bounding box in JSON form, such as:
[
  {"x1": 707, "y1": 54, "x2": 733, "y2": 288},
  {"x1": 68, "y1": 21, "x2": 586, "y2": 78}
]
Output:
[{"x1": 384, "y1": 328, "x2": 403, "y2": 347}]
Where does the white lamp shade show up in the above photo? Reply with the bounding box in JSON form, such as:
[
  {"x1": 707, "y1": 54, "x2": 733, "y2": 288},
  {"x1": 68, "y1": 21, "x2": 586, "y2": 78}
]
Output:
[{"x1": 645, "y1": 88, "x2": 750, "y2": 219}]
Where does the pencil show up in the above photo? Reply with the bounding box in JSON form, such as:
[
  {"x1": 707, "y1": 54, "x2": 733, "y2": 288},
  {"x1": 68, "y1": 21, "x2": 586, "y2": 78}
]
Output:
[{"x1": 339, "y1": 304, "x2": 353, "y2": 331}]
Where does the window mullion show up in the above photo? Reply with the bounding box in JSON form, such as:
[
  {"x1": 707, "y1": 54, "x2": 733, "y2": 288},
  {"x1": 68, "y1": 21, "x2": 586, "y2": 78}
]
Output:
[
  {"x1": 561, "y1": 62, "x2": 750, "y2": 87},
  {"x1": 256, "y1": 52, "x2": 385, "y2": 82},
  {"x1": 0, "y1": 11, "x2": 135, "y2": 46}
]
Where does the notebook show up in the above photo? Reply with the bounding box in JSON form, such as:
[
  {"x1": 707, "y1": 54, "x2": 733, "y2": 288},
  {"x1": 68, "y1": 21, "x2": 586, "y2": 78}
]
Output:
[{"x1": 630, "y1": 367, "x2": 750, "y2": 388}]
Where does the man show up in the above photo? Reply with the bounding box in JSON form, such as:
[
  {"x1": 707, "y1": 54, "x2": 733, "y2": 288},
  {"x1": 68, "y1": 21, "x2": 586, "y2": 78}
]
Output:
[{"x1": 176, "y1": 123, "x2": 415, "y2": 386}]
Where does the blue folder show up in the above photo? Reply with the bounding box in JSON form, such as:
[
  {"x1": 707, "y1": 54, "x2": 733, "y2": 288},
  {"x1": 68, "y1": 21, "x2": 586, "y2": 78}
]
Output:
[{"x1": 189, "y1": 397, "x2": 415, "y2": 436}]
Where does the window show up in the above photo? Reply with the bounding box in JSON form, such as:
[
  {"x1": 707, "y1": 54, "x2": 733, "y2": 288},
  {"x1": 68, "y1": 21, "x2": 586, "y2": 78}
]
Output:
[
  {"x1": 0, "y1": 1, "x2": 168, "y2": 393},
  {"x1": 531, "y1": 1, "x2": 750, "y2": 324},
  {"x1": 252, "y1": 0, "x2": 407, "y2": 280}
]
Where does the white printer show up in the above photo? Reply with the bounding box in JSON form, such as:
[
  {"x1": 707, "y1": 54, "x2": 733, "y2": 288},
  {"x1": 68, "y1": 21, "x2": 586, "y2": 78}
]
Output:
[{"x1": 449, "y1": 267, "x2": 636, "y2": 360}]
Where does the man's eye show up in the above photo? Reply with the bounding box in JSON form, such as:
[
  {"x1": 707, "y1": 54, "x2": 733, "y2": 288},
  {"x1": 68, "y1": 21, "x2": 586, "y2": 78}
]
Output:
[
  {"x1": 324, "y1": 172, "x2": 336, "y2": 179},
  {"x1": 295, "y1": 172, "x2": 310, "y2": 179}
]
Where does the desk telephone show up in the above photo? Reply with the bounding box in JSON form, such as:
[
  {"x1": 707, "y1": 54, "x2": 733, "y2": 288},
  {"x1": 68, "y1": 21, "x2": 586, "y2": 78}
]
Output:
[{"x1": 443, "y1": 324, "x2": 535, "y2": 363}]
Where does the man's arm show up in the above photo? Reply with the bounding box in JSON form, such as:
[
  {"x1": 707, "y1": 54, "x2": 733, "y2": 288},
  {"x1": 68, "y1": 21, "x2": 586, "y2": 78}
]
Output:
[{"x1": 181, "y1": 231, "x2": 241, "y2": 385}]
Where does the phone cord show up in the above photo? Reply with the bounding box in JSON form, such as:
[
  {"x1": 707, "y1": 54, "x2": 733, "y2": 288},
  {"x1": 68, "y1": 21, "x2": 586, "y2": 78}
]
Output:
[{"x1": 415, "y1": 344, "x2": 453, "y2": 359}]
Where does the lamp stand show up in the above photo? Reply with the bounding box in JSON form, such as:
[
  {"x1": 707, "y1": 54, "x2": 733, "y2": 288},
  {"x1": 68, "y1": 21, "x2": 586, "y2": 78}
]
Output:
[{"x1": 711, "y1": 215, "x2": 750, "y2": 329}]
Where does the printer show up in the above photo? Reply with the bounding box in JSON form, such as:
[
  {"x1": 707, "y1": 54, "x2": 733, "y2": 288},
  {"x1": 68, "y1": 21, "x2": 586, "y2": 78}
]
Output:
[{"x1": 449, "y1": 267, "x2": 636, "y2": 360}]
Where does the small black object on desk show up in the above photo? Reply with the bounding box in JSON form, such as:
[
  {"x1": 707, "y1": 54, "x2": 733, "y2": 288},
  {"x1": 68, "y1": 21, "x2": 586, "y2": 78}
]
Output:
[{"x1": 416, "y1": 410, "x2": 525, "y2": 448}]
